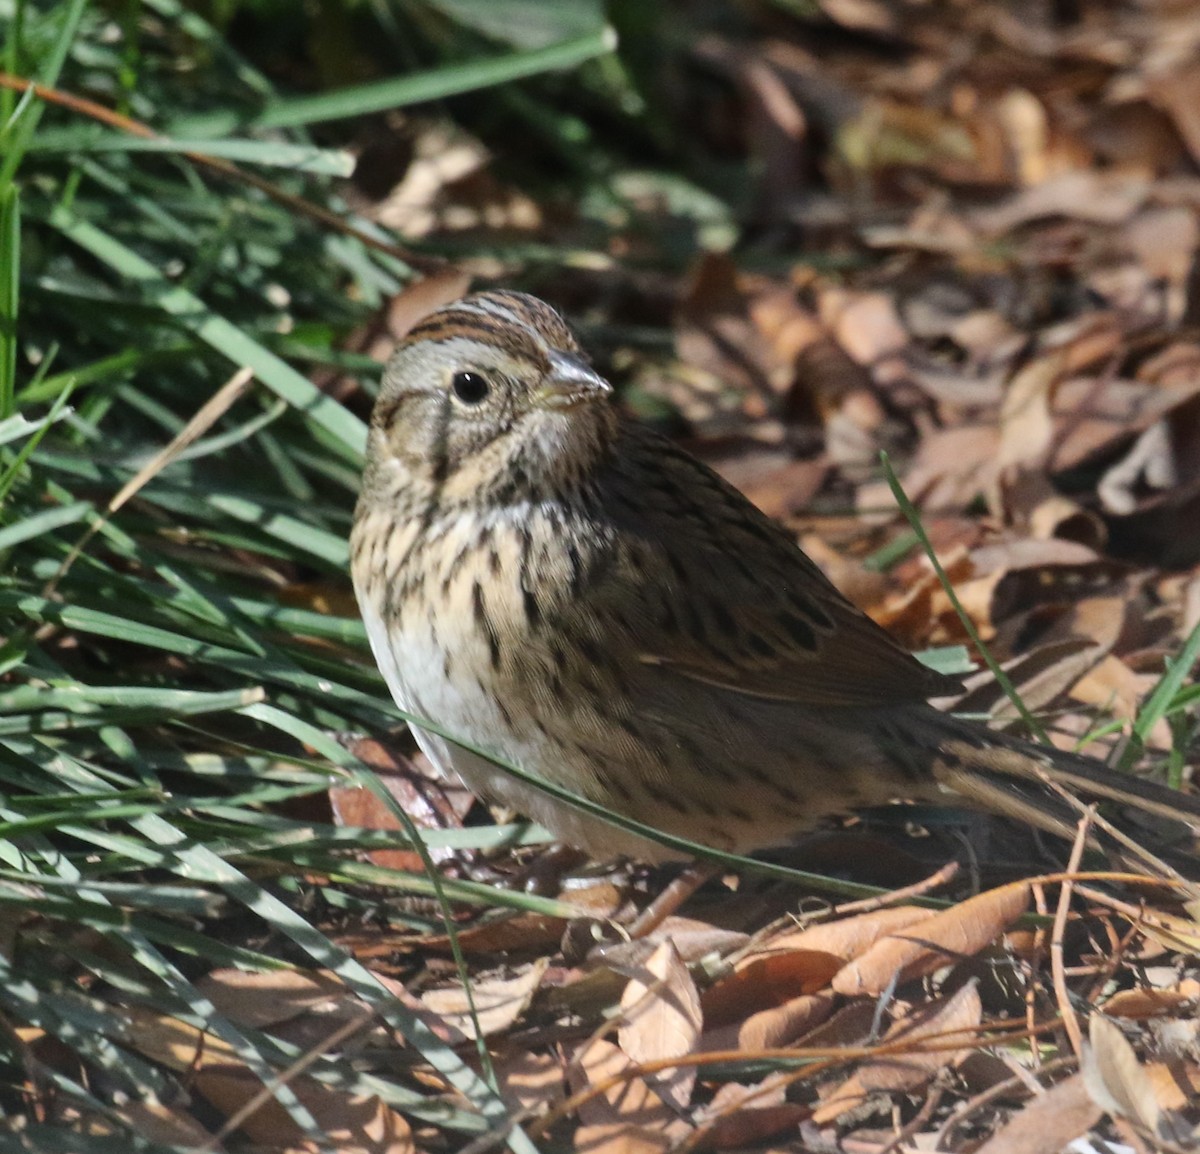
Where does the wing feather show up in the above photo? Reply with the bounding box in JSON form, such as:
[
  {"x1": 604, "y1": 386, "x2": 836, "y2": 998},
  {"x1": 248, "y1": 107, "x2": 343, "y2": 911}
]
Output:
[{"x1": 592, "y1": 424, "x2": 959, "y2": 708}]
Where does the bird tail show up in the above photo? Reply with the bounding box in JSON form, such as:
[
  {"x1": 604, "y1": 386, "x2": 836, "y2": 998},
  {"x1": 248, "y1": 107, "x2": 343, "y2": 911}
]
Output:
[{"x1": 914, "y1": 712, "x2": 1200, "y2": 881}]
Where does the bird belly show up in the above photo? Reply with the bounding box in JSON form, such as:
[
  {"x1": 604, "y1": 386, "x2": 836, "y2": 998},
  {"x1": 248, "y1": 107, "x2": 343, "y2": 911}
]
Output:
[{"x1": 358, "y1": 597, "x2": 667, "y2": 858}]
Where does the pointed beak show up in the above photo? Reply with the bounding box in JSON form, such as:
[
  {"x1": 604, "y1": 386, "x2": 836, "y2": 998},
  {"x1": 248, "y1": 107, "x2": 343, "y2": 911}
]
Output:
[{"x1": 534, "y1": 352, "x2": 613, "y2": 410}]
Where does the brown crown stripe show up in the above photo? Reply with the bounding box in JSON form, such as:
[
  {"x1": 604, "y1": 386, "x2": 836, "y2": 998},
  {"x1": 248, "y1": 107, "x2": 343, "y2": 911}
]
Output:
[
  {"x1": 475, "y1": 291, "x2": 580, "y2": 350},
  {"x1": 400, "y1": 292, "x2": 579, "y2": 363},
  {"x1": 399, "y1": 316, "x2": 548, "y2": 370}
]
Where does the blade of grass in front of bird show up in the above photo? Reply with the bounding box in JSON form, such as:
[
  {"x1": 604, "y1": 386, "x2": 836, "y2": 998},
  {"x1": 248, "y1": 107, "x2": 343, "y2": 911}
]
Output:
[{"x1": 880, "y1": 450, "x2": 1050, "y2": 744}]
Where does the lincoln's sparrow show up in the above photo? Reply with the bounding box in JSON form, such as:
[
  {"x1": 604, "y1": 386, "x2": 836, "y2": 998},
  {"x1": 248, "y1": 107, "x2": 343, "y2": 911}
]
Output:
[{"x1": 351, "y1": 291, "x2": 1199, "y2": 867}]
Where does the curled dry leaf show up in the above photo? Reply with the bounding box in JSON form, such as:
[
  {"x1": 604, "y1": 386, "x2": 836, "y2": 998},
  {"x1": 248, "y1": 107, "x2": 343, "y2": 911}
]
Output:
[
  {"x1": 420, "y1": 958, "x2": 548, "y2": 1041},
  {"x1": 832, "y1": 882, "x2": 1029, "y2": 997},
  {"x1": 696, "y1": 1073, "x2": 809, "y2": 1149},
  {"x1": 738, "y1": 990, "x2": 836, "y2": 1052},
  {"x1": 195, "y1": 1067, "x2": 414, "y2": 1154},
  {"x1": 761, "y1": 904, "x2": 935, "y2": 960},
  {"x1": 702, "y1": 949, "x2": 843, "y2": 1027},
  {"x1": 971, "y1": 1072, "x2": 1103, "y2": 1154},
  {"x1": 617, "y1": 941, "x2": 703, "y2": 1113},
  {"x1": 197, "y1": 968, "x2": 351, "y2": 1031},
  {"x1": 812, "y1": 981, "x2": 983, "y2": 1124},
  {"x1": 1083, "y1": 1014, "x2": 1192, "y2": 1145},
  {"x1": 1103, "y1": 986, "x2": 1199, "y2": 1020},
  {"x1": 569, "y1": 1038, "x2": 693, "y2": 1144}
]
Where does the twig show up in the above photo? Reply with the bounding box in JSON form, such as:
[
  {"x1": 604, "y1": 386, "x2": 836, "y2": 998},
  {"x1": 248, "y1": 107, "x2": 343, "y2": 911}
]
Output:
[
  {"x1": 43, "y1": 366, "x2": 255, "y2": 597},
  {"x1": 199, "y1": 1006, "x2": 376, "y2": 1149},
  {"x1": 933, "y1": 1055, "x2": 1077, "y2": 1149},
  {"x1": 1050, "y1": 810, "x2": 1091, "y2": 1059},
  {"x1": 831, "y1": 861, "x2": 960, "y2": 918}
]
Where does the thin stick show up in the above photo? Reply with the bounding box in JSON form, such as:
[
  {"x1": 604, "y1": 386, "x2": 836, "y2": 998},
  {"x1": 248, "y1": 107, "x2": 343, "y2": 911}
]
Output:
[
  {"x1": 43, "y1": 366, "x2": 255, "y2": 597},
  {"x1": 1050, "y1": 811, "x2": 1091, "y2": 1059},
  {"x1": 831, "y1": 860, "x2": 959, "y2": 917}
]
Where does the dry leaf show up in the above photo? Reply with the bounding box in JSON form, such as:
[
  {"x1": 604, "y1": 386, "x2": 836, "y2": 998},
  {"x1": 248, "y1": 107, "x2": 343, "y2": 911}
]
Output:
[
  {"x1": 332, "y1": 736, "x2": 474, "y2": 869},
  {"x1": 618, "y1": 941, "x2": 703, "y2": 1112},
  {"x1": 195, "y1": 1067, "x2": 415, "y2": 1154},
  {"x1": 833, "y1": 882, "x2": 1029, "y2": 996},
  {"x1": 1144, "y1": 1059, "x2": 1200, "y2": 1113},
  {"x1": 972, "y1": 1072, "x2": 1103, "y2": 1154},
  {"x1": 703, "y1": 950, "x2": 842, "y2": 1026},
  {"x1": 420, "y1": 958, "x2": 548, "y2": 1041},
  {"x1": 197, "y1": 968, "x2": 351, "y2": 1031},
  {"x1": 117, "y1": 1097, "x2": 219, "y2": 1149},
  {"x1": 570, "y1": 1038, "x2": 693, "y2": 1142},
  {"x1": 1103, "y1": 987, "x2": 1198, "y2": 1020},
  {"x1": 697, "y1": 1074, "x2": 809, "y2": 1148},
  {"x1": 492, "y1": 1045, "x2": 565, "y2": 1113},
  {"x1": 120, "y1": 1005, "x2": 240, "y2": 1071},
  {"x1": 573, "y1": 1122, "x2": 677, "y2": 1154},
  {"x1": 738, "y1": 991, "x2": 836, "y2": 1052},
  {"x1": 973, "y1": 171, "x2": 1149, "y2": 233},
  {"x1": 813, "y1": 982, "x2": 983, "y2": 1124},
  {"x1": 819, "y1": 288, "x2": 908, "y2": 365},
  {"x1": 1083, "y1": 1014, "x2": 1186, "y2": 1144},
  {"x1": 762, "y1": 905, "x2": 935, "y2": 960}
]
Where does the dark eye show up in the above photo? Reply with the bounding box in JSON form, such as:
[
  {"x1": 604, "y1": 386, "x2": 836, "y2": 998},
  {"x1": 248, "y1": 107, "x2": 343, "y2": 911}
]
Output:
[{"x1": 451, "y1": 371, "x2": 491, "y2": 405}]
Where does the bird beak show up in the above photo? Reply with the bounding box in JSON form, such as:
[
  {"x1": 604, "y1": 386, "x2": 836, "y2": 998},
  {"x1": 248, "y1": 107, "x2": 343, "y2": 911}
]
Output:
[{"x1": 534, "y1": 352, "x2": 613, "y2": 410}]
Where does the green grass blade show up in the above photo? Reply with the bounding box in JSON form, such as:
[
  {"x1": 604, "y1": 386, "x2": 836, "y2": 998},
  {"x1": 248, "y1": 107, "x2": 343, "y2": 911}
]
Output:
[
  {"x1": 171, "y1": 26, "x2": 619, "y2": 135},
  {"x1": 45, "y1": 206, "x2": 368, "y2": 458}
]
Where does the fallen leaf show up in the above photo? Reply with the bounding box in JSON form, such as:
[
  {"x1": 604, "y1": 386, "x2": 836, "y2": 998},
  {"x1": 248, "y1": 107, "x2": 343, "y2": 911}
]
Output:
[
  {"x1": 1083, "y1": 1013, "x2": 1191, "y2": 1145},
  {"x1": 813, "y1": 982, "x2": 983, "y2": 1124},
  {"x1": 195, "y1": 1067, "x2": 414, "y2": 1154},
  {"x1": 703, "y1": 950, "x2": 842, "y2": 1026},
  {"x1": 420, "y1": 958, "x2": 548, "y2": 1041},
  {"x1": 761, "y1": 905, "x2": 936, "y2": 961},
  {"x1": 973, "y1": 171, "x2": 1149, "y2": 233},
  {"x1": 618, "y1": 941, "x2": 703, "y2": 1112},
  {"x1": 819, "y1": 288, "x2": 908, "y2": 366},
  {"x1": 832, "y1": 882, "x2": 1029, "y2": 996},
  {"x1": 569, "y1": 1038, "x2": 693, "y2": 1142},
  {"x1": 332, "y1": 736, "x2": 474, "y2": 869},
  {"x1": 1103, "y1": 987, "x2": 1198, "y2": 1020},
  {"x1": 197, "y1": 968, "x2": 350, "y2": 1031},
  {"x1": 972, "y1": 1072, "x2": 1102, "y2": 1154},
  {"x1": 573, "y1": 1122, "x2": 677, "y2": 1154},
  {"x1": 492, "y1": 1045, "x2": 565, "y2": 1113},
  {"x1": 696, "y1": 1074, "x2": 809, "y2": 1148},
  {"x1": 116, "y1": 1098, "x2": 218, "y2": 1149},
  {"x1": 738, "y1": 991, "x2": 836, "y2": 1052}
]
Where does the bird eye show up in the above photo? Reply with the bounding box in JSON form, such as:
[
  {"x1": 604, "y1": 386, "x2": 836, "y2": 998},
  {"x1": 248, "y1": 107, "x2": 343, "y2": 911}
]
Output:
[{"x1": 451, "y1": 371, "x2": 491, "y2": 405}]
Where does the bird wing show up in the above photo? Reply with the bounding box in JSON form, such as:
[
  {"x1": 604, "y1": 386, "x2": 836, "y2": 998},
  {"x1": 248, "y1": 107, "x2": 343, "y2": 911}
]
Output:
[{"x1": 598, "y1": 425, "x2": 959, "y2": 709}]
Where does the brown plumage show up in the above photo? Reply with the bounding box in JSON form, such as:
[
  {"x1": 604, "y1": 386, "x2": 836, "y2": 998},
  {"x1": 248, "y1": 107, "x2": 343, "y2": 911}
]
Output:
[{"x1": 351, "y1": 290, "x2": 1200, "y2": 869}]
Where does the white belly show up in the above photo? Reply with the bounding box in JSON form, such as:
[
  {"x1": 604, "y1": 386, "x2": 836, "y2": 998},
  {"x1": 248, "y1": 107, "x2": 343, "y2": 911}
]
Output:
[{"x1": 357, "y1": 597, "x2": 659, "y2": 857}]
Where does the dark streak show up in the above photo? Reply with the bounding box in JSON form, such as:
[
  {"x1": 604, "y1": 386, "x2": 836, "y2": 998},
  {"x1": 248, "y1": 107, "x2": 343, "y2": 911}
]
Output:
[{"x1": 472, "y1": 580, "x2": 501, "y2": 670}]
